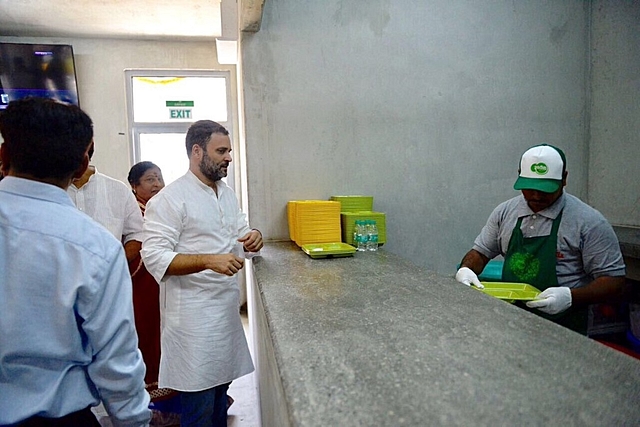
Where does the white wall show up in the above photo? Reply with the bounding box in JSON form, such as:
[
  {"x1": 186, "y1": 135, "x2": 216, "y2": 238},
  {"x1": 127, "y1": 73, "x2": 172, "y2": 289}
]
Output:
[
  {"x1": 589, "y1": 1, "x2": 640, "y2": 227},
  {"x1": 0, "y1": 36, "x2": 235, "y2": 184},
  {"x1": 241, "y1": 0, "x2": 591, "y2": 274}
]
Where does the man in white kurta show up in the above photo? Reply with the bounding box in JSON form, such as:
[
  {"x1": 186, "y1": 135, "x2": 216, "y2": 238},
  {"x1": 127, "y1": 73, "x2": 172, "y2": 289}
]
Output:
[
  {"x1": 67, "y1": 150, "x2": 144, "y2": 263},
  {"x1": 141, "y1": 120, "x2": 261, "y2": 426}
]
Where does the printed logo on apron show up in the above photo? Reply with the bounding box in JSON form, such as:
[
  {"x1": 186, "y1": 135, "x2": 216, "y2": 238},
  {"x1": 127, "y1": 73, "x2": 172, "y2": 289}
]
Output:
[{"x1": 506, "y1": 252, "x2": 540, "y2": 283}]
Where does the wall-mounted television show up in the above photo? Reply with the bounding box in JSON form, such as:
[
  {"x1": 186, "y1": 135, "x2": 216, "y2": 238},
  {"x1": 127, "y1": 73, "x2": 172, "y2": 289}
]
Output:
[{"x1": 0, "y1": 43, "x2": 80, "y2": 110}]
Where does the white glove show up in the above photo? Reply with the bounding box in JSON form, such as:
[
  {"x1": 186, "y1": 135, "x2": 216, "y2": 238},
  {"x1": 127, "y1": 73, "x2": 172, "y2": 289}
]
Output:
[
  {"x1": 525, "y1": 287, "x2": 572, "y2": 315},
  {"x1": 455, "y1": 267, "x2": 484, "y2": 289}
]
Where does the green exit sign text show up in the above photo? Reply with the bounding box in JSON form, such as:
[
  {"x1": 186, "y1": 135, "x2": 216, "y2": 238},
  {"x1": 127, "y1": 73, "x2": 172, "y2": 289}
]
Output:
[{"x1": 170, "y1": 109, "x2": 192, "y2": 119}]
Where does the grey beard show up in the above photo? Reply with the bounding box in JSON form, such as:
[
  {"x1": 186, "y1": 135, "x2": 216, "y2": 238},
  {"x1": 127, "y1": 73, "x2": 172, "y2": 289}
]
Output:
[{"x1": 199, "y1": 159, "x2": 225, "y2": 182}]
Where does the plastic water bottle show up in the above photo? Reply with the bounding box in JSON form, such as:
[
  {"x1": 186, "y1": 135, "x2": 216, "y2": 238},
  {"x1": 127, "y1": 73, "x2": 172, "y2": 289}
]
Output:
[
  {"x1": 354, "y1": 220, "x2": 367, "y2": 252},
  {"x1": 366, "y1": 220, "x2": 379, "y2": 252}
]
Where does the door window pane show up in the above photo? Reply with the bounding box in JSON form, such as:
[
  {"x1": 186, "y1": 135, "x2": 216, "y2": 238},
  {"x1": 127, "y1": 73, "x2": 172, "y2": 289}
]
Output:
[
  {"x1": 139, "y1": 133, "x2": 189, "y2": 185},
  {"x1": 132, "y1": 76, "x2": 228, "y2": 123}
]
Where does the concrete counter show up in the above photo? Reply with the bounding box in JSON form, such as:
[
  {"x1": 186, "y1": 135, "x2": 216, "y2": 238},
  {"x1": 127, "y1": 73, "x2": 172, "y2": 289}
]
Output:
[{"x1": 248, "y1": 242, "x2": 640, "y2": 426}]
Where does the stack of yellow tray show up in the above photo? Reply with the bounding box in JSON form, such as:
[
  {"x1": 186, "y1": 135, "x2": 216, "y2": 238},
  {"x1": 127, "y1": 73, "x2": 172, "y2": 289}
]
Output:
[
  {"x1": 287, "y1": 200, "x2": 342, "y2": 247},
  {"x1": 340, "y1": 211, "x2": 386, "y2": 246}
]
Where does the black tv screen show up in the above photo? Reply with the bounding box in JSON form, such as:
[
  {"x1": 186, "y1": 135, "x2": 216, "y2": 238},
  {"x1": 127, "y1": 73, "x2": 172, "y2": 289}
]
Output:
[{"x1": 0, "y1": 43, "x2": 80, "y2": 110}]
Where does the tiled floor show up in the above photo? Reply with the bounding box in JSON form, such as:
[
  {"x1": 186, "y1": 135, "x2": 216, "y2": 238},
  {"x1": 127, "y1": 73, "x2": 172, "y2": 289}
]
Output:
[{"x1": 94, "y1": 313, "x2": 261, "y2": 426}]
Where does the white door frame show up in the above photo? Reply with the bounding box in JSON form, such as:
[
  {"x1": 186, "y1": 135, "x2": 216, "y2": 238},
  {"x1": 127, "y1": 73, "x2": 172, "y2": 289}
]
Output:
[{"x1": 124, "y1": 69, "x2": 234, "y2": 188}]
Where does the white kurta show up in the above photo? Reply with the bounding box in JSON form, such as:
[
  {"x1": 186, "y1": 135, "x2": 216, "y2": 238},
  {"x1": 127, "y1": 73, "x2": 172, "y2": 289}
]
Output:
[
  {"x1": 67, "y1": 169, "x2": 144, "y2": 243},
  {"x1": 141, "y1": 171, "x2": 254, "y2": 391}
]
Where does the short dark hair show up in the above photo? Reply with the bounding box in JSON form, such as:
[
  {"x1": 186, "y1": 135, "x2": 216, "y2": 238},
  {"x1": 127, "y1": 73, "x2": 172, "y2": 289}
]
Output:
[
  {"x1": 128, "y1": 161, "x2": 160, "y2": 186},
  {"x1": 0, "y1": 98, "x2": 93, "y2": 180},
  {"x1": 185, "y1": 120, "x2": 229, "y2": 156}
]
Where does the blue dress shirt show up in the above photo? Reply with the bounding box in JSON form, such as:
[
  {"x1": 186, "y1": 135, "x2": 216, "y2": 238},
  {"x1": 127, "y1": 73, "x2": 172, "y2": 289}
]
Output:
[{"x1": 0, "y1": 177, "x2": 150, "y2": 426}]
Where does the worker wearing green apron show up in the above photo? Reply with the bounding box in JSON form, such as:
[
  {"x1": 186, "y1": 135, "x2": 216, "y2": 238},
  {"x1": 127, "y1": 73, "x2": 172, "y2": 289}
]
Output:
[
  {"x1": 456, "y1": 144, "x2": 626, "y2": 335},
  {"x1": 502, "y1": 211, "x2": 587, "y2": 334}
]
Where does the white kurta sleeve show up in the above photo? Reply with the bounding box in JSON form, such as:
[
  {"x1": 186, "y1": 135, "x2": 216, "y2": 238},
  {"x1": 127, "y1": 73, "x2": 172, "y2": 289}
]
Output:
[
  {"x1": 235, "y1": 208, "x2": 252, "y2": 238},
  {"x1": 122, "y1": 190, "x2": 144, "y2": 244},
  {"x1": 141, "y1": 193, "x2": 182, "y2": 284}
]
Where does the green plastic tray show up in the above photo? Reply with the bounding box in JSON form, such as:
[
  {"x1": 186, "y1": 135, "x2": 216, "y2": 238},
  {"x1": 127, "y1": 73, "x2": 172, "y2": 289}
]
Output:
[
  {"x1": 301, "y1": 242, "x2": 356, "y2": 259},
  {"x1": 476, "y1": 282, "x2": 541, "y2": 304},
  {"x1": 329, "y1": 195, "x2": 374, "y2": 212}
]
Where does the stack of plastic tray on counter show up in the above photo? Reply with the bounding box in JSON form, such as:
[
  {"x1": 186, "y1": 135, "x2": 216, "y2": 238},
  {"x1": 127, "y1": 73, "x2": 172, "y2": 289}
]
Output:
[
  {"x1": 287, "y1": 200, "x2": 355, "y2": 258},
  {"x1": 330, "y1": 195, "x2": 386, "y2": 246},
  {"x1": 329, "y1": 195, "x2": 373, "y2": 212}
]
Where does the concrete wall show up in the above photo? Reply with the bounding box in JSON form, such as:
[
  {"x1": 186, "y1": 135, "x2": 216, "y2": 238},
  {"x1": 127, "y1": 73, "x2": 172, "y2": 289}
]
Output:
[
  {"x1": 241, "y1": 0, "x2": 591, "y2": 274},
  {"x1": 589, "y1": 1, "x2": 640, "y2": 227},
  {"x1": 3, "y1": 1, "x2": 636, "y2": 277},
  {"x1": 0, "y1": 36, "x2": 234, "y2": 184}
]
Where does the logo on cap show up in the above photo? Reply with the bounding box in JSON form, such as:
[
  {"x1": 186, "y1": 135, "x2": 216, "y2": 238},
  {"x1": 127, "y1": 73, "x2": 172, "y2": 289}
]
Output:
[{"x1": 530, "y1": 163, "x2": 548, "y2": 175}]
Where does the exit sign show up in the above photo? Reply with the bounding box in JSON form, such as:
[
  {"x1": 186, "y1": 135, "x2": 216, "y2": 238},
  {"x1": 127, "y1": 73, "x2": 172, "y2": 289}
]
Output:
[
  {"x1": 170, "y1": 109, "x2": 192, "y2": 119},
  {"x1": 166, "y1": 101, "x2": 194, "y2": 107}
]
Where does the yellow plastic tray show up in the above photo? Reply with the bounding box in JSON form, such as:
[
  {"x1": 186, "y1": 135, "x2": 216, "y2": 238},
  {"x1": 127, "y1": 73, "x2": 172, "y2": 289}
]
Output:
[
  {"x1": 476, "y1": 282, "x2": 541, "y2": 303},
  {"x1": 301, "y1": 242, "x2": 356, "y2": 259}
]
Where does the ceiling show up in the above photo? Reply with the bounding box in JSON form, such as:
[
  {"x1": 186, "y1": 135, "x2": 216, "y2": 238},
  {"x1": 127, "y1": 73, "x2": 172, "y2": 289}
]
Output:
[{"x1": 0, "y1": 0, "x2": 265, "y2": 41}]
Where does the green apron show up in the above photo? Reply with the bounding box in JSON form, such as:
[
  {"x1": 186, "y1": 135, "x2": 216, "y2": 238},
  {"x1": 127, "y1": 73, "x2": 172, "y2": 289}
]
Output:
[{"x1": 502, "y1": 212, "x2": 587, "y2": 334}]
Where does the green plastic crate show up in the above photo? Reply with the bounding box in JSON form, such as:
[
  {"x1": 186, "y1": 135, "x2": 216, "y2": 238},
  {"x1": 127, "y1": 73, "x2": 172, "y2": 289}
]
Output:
[{"x1": 341, "y1": 211, "x2": 386, "y2": 246}]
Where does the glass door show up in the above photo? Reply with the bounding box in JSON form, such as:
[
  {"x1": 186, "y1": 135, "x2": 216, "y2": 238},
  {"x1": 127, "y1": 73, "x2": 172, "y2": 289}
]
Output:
[{"x1": 126, "y1": 70, "x2": 233, "y2": 186}]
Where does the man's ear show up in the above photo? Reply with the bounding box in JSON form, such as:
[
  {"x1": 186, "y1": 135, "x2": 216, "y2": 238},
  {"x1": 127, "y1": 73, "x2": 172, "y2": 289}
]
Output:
[
  {"x1": 87, "y1": 140, "x2": 95, "y2": 159},
  {"x1": 190, "y1": 143, "x2": 205, "y2": 161},
  {"x1": 72, "y1": 151, "x2": 90, "y2": 180}
]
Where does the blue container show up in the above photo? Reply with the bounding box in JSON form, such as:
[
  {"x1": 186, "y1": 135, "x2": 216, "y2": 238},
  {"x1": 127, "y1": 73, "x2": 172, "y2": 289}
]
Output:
[
  {"x1": 456, "y1": 260, "x2": 504, "y2": 282},
  {"x1": 478, "y1": 260, "x2": 504, "y2": 281}
]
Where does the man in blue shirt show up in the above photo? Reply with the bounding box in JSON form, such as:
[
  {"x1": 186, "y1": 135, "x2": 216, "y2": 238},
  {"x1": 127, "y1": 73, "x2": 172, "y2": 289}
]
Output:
[{"x1": 0, "y1": 98, "x2": 150, "y2": 426}]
